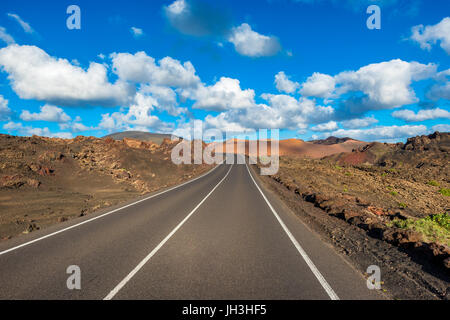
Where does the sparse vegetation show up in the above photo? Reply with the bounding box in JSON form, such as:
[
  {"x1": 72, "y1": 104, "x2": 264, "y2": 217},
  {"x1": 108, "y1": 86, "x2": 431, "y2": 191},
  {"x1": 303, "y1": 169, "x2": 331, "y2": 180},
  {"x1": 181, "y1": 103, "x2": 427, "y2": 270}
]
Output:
[
  {"x1": 390, "y1": 213, "x2": 450, "y2": 246},
  {"x1": 439, "y1": 188, "x2": 450, "y2": 197},
  {"x1": 390, "y1": 191, "x2": 398, "y2": 196},
  {"x1": 427, "y1": 180, "x2": 440, "y2": 187},
  {"x1": 398, "y1": 202, "x2": 407, "y2": 209}
]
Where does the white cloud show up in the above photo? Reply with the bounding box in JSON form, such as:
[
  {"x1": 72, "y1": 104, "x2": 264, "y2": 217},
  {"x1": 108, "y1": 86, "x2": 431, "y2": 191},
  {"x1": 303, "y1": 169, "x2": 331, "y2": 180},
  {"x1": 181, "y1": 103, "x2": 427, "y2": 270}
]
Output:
[
  {"x1": 341, "y1": 117, "x2": 378, "y2": 129},
  {"x1": 139, "y1": 84, "x2": 185, "y2": 116},
  {"x1": 3, "y1": 121, "x2": 73, "y2": 139},
  {"x1": 410, "y1": 17, "x2": 450, "y2": 54},
  {"x1": 274, "y1": 71, "x2": 299, "y2": 94},
  {"x1": 228, "y1": 23, "x2": 281, "y2": 57},
  {"x1": 299, "y1": 59, "x2": 437, "y2": 116},
  {"x1": 300, "y1": 72, "x2": 335, "y2": 98},
  {"x1": 167, "y1": 0, "x2": 187, "y2": 15},
  {"x1": 328, "y1": 125, "x2": 428, "y2": 142},
  {"x1": 0, "y1": 45, "x2": 133, "y2": 107},
  {"x1": 130, "y1": 27, "x2": 144, "y2": 38},
  {"x1": 392, "y1": 108, "x2": 450, "y2": 122},
  {"x1": 59, "y1": 118, "x2": 91, "y2": 133},
  {"x1": 110, "y1": 51, "x2": 200, "y2": 88},
  {"x1": 0, "y1": 95, "x2": 12, "y2": 121},
  {"x1": 311, "y1": 121, "x2": 338, "y2": 132},
  {"x1": 99, "y1": 93, "x2": 174, "y2": 133},
  {"x1": 0, "y1": 27, "x2": 15, "y2": 45},
  {"x1": 335, "y1": 59, "x2": 437, "y2": 110},
  {"x1": 191, "y1": 77, "x2": 256, "y2": 111},
  {"x1": 431, "y1": 124, "x2": 450, "y2": 132},
  {"x1": 20, "y1": 105, "x2": 71, "y2": 123},
  {"x1": 200, "y1": 93, "x2": 335, "y2": 134},
  {"x1": 7, "y1": 13, "x2": 34, "y2": 34}
]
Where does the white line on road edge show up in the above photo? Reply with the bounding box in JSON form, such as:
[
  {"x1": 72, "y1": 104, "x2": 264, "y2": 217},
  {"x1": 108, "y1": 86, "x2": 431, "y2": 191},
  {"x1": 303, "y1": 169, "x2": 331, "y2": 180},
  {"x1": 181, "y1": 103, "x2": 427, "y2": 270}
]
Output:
[
  {"x1": 245, "y1": 163, "x2": 340, "y2": 300},
  {"x1": 0, "y1": 162, "x2": 225, "y2": 257},
  {"x1": 104, "y1": 164, "x2": 233, "y2": 300}
]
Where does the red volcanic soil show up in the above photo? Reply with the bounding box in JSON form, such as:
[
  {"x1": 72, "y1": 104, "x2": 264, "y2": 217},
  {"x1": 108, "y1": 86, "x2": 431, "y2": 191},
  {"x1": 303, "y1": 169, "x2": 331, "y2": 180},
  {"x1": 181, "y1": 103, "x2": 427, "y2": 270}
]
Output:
[{"x1": 211, "y1": 138, "x2": 368, "y2": 159}]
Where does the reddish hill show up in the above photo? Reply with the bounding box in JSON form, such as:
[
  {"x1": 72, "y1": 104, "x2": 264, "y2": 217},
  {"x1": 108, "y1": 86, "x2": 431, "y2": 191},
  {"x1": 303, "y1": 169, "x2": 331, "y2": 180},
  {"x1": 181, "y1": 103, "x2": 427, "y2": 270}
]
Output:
[{"x1": 210, "y1": 138, "x2": 368, "y2": 159}]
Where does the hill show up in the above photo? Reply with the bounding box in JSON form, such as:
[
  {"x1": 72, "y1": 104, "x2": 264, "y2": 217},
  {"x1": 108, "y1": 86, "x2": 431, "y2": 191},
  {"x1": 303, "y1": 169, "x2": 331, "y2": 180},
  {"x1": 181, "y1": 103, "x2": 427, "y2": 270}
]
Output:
[
  {"x1": 103, "y1": 131, "x2": 176, "y2": 145},
  {"x1": 210, "y1": 138, "x2": 368, "y2": 159},
  {"x1": 0, "y1": 134, "x2": 211, "y2": 240},
  {"x1": 310, "y1": 136, "x2": 354, "y2": 145}
]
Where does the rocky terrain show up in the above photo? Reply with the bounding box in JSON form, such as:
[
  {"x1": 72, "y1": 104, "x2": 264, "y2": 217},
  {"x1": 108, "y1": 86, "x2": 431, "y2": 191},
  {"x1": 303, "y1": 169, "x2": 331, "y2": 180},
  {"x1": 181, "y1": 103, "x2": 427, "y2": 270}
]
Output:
[
  {"x1": 256, "y1": 131, "x2": 449, "y2": 299},
  {"x1": 104, "y1": 131, "x2": 176, "y2": 145},
  {"x1": 0, "y1": 134, "x2": 212, "y2": 241}
]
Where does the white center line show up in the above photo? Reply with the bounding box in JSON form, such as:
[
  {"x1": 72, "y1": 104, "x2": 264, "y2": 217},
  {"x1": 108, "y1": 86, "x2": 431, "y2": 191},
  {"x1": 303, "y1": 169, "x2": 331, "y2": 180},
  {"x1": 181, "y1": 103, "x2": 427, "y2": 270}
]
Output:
[
  {"x1": 104, "y1": 164, "x2": 233, "y2": 300},
  {"x1": 0, "y1": 162, "x2": 223, "y2": 257},
  {"x1": 245, "y1": 162, "x2": 340, "y2": 300}
]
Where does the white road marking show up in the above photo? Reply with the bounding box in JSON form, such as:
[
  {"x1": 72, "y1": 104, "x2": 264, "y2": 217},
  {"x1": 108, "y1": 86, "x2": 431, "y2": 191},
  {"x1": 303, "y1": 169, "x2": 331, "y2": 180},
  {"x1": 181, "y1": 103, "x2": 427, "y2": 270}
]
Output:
[
  {"x1": 245, "y1": 162, "x2": 340, "y2": 300},
  {"x1": 103, "y1": 164, "x2": 233, "y2": 300},
  {"x1": 0, "y1": 162, "x2": 224, "y2": 257}
]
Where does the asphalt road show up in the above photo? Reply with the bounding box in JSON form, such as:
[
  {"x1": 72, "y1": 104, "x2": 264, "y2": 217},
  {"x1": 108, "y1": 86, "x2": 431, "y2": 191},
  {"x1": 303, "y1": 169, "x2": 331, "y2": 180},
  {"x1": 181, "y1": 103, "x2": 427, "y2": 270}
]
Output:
[{"x1": 0, "y1": 158, "x2": 382, "y2": 300}]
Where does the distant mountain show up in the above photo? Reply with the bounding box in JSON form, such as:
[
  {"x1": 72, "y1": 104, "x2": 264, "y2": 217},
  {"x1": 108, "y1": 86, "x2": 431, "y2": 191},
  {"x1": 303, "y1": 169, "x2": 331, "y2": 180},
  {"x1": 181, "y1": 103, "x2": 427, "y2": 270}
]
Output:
[
  {"x1": 310, "y1": 136, "x2": 355, "y2": 145},
  {"x1": 103, "y1": 131, "x2": 177, "y2": 145}
]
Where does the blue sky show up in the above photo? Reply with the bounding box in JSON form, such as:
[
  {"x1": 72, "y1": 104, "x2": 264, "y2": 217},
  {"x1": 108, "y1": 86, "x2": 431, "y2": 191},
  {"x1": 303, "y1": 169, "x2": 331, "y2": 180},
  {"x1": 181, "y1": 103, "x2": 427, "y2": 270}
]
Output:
[{"x1": 0, "y1": 0, "x2": 448, "y2": 142}]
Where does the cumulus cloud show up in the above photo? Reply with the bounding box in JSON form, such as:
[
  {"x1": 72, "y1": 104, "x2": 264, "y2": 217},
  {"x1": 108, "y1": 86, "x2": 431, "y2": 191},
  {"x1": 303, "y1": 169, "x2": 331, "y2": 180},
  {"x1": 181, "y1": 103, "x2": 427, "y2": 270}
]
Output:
[
  {"x1": 110, "y1": 51, "x2": 200, "y2": 88},
  {"x1": 299, "y1": 59, "x2": 437, "y2": 118},
  {"x1": 0, "y1": 27, "x2": 15, "y2": 45},
  {"x1": 300, "y1": 72, "x2": 335, "y2": 98},
  {"x1": 99, "y1": 93, "x2": 174, "y2": 133},
  {"x1": 59, "y1": 117, "x2": 91, "y2": 133},
  {"x1": 200, "y1": 93, "x2": 335, "y2": 135},
  {"x1": 227, "y1": 23, "x2": 281, "y2": 57},
  {"x1": 3, "y1": 121, "x2": 73, "y2": 139},
  {"x1": 311, "y1": 121, "x2": 338, "y2": 132},
  {"x1": 191, "y1": 77, "x2": 256, "y2": 111},
  {"x1": 139, "y1": 84, "x2": 184, "y2": 116},
  {"x1": 392, "y1": 108, "x2": 450, "y2": 122},
  {"x1": 164, "y1": 0, "x2": 231, "y2": 37},
  {"x1": 7, "y1": 13, "x2": 35, "y2": 34},
  {"x1": 274, "y1": 71, "x2": 299, "y2": 94},
  {"x1": 335, "y1": 59, "x2": 436, "y2": 110},
  {"x1": 0, "y1": 95, "x2": 12, "y2": 121},
  {"x1": 20, "y1": 105, "x2": 71, "y2": 123},
  {"x1": 432, "y1": 124, "x2": 450, "y2": 132},
  {"x1": 0, "y1": 45, "x2": 133, "y2": 107},
  {"x1": 328, "y1": 125, "x2": 428, "y2": 142},
  {"x1": 130, "y1": 27, "x2": 144, "y2": 38},
  {"x1": 410, "y1": 17, "x2": 450, "y2": 55},
  {"x1": 341, "y1": 117, "x2": 378, "y2": 129}
]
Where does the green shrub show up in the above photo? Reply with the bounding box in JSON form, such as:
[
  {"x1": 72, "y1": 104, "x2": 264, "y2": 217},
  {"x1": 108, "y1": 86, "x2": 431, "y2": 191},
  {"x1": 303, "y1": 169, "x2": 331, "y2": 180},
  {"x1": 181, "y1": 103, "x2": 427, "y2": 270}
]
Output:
[
  {"x1": 427, "y1": 180, "x2": 440, "y2": 187},
  {"x1": 398, "y1": 202, "x2": 407, "y2": 209},
  {"x1": 390, "y1": 191, "x2": 398, "y2": 196},
  {"x1": 389, "y1": 213, "x2": 450, "y2": 246},
  {"x1": 439, "y1": 188, "x2": 450, "y2": 197}
]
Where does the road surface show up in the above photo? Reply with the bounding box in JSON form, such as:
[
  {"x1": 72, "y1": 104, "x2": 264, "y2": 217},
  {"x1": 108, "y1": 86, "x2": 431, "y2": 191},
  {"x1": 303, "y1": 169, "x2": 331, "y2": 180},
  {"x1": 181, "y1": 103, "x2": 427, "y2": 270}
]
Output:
[{"x1": 0, "y1": 158, "x2": 382, "y2": 300}]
